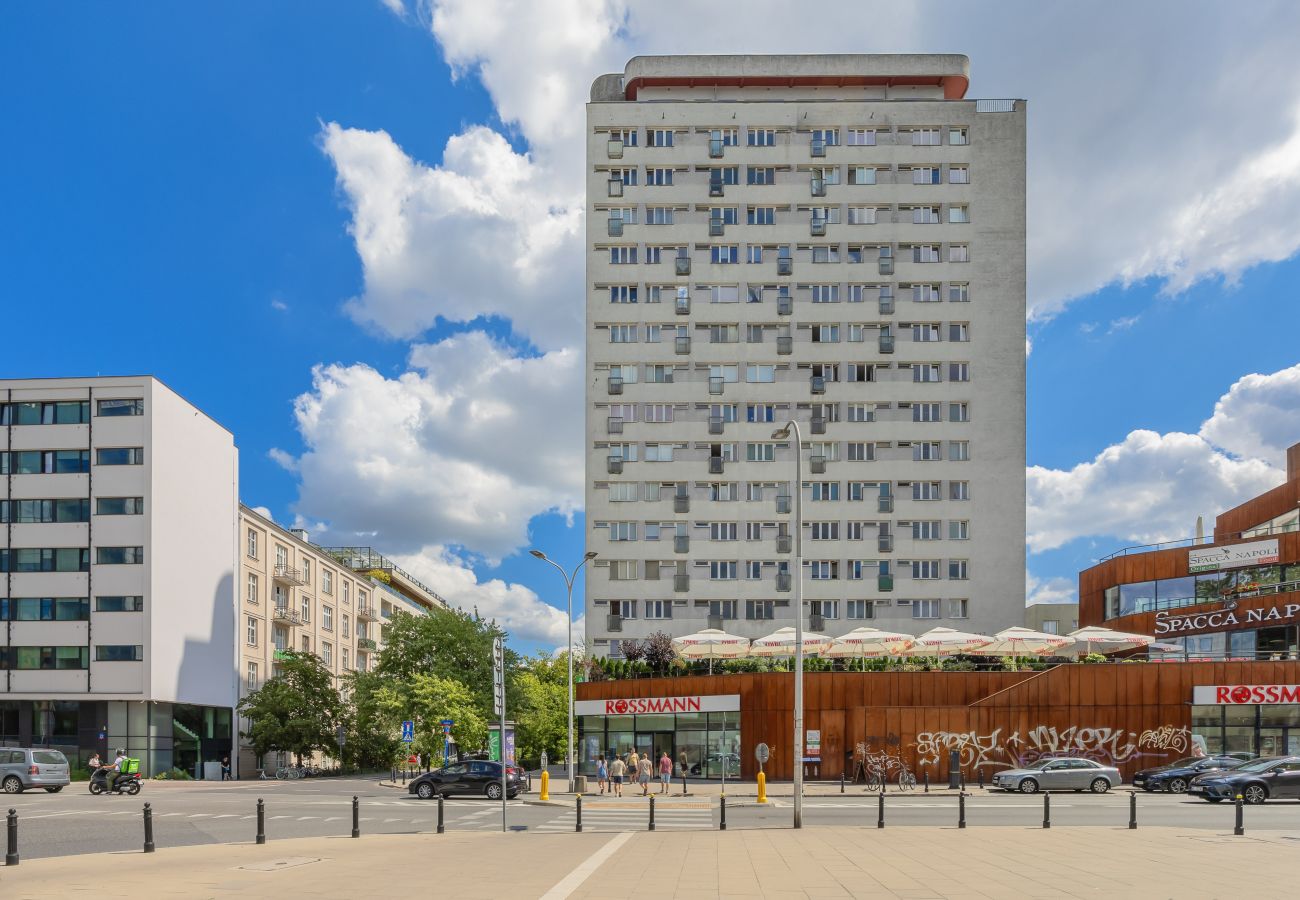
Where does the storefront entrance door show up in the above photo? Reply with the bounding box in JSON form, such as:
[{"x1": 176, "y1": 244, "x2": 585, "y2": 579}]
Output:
[{"x1": 635, "y1": 732, "x2": 673, "y2": 766}]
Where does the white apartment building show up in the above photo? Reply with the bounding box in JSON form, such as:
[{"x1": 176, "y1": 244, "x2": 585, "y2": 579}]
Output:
[
  {"x1": 1, "y1": 376, "x2": 238, "y2": 774},
  {"x1": 585, "y1": 55, "x2": 1026, "y2": 654}
]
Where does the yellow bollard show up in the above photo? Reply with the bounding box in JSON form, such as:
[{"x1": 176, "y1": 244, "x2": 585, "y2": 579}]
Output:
[
  {"x1": 756, "y1": 771, "x2": 767, "y2": 804},
  {"x1": 540, "y1": 770, "x2": 550, "y2": 801}
]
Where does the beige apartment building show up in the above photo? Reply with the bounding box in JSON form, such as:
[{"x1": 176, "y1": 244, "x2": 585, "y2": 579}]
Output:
[
  {"x1": 237, "y1": 506, "x2": 445, "y2": 774},
  {"x1": 585, "y1": 55, "x2": 1026, "y2": 654}
]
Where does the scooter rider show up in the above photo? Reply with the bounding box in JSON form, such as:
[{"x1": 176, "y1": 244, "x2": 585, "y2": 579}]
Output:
[{"x1": 105, "y1": 748, "x2": 128, "y2": 794}]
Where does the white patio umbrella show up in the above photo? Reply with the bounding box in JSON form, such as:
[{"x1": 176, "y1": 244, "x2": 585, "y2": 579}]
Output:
[
  {"x1": 1066, "y1": 625, "x2": 1154, "y2": 656},
  {"x1": 977, "y1": 626, "x2": 1075, "y2": 657},
  {"x1": 825, "y1": 628, "x2": 916, "y2": 670},
  {"x1": 672, "y1": 628, "x2": 751, "y2": 673},
  {"x1": 911, "y1": 626, "x2": 993, "y2": 656},
  {"x1": 750, "y1": 626, "x2": 833, "y2": 658}
]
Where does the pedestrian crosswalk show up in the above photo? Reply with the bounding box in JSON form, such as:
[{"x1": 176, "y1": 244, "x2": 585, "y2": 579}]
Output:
[{"x1": 534, "y1": 801, "x2": 714, "y2": 833}]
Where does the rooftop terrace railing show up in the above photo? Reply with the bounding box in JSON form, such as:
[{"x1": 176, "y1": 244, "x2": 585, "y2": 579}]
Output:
[{"x1": 1097, "y1": 521, "x2": 1300, "y2": 562}]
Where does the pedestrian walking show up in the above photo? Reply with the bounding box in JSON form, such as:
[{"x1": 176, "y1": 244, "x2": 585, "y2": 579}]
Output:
[
  {"x1": 678, "y1": 750, "x2": 689, "y2": 778},
  {"x1": 658, "y1": 751, "x2": 672, "y2": 794},
  {"x1": 637, "y1": 754, "x2": 653, "y2": 796},
  {"x1": 608, "y1": 755, "x2": 625, "y2": 797},
  {"x1": 221, "y1": 756, "x2": 232, "y2": 781},
  {"x1": 596, "y1": 756, "x2": 608, "y2": 795},
  {"x1": 627, "y1": 749, "x2": 639, "y2": 784}
]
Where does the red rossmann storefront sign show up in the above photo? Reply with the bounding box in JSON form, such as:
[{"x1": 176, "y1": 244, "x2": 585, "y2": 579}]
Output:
[
  {"x1": 574, "y1": 694, "x2": 741, "y2": 715},
  {"x1": 1192, "y1": 684, "x2": 1300, "y2": 704}
]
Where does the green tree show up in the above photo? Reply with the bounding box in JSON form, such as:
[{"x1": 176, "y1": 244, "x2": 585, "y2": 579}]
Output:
[
  {"x1": 513, "y1": 652, "x2": 570, "y2": 767},
  {"x1": 376, "y1": 608, "x2": 518, "y2": 717},
  {"x1": 236, "y1": 651, "x2": 341, "y2": 764},
  {"x1": 372, "y1": 673, "x2": 487, "y2": 765},
  {"x1": 341, "y1": 670, "x2": 403, "y2": 770}
]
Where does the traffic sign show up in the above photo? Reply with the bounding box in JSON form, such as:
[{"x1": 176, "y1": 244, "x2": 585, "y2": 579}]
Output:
[
  {"x1": 336, "y1": 725, "x2": 347, "y2": 748},
  {"x1": 400, "y1": 720, "x2": 414, "y2": 743},
  {"x1": 755, "y1": 742, "x2": 770, "y2": 765}
]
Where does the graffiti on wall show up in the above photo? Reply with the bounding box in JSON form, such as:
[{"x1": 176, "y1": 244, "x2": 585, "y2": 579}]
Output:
[{"x1": 900, "y1": 725, "x2": 1195, "y2": 771}]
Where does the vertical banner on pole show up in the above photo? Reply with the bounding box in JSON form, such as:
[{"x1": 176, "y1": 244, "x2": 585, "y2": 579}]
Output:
[{"x1": 493, "y1": 636, "x2": 506, "y2": 832}]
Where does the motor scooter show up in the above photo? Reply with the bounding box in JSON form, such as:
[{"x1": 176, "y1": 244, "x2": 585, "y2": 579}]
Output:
[{"x1": 89, "y1": 768, "x2": 142, "y2": 795}]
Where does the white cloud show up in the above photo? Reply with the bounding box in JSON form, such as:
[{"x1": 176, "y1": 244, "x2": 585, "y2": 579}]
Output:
[
  {"x1": 282, "y1": 331, "x2": 582, "y2": 563},
  {"x1": 250, "y1": 506, "x2": 273, "y2": 521},
  {"x1": 378, "y1": 0, "x2": 408, "y2": 18},
  {"x1": 320, "y1": 122, "x2": 583, "y2": 349},
  {"x1": 270, "y1": 296, "x2": 288, "y2": 312},
  {"x1": 1106, "y1": 315, "x2": 1140, "y2": 335},
  {"x1": 393, "y1": 545, "x2": 575, "y2": 646},
  {"x1": 267, "y1": 448, "x2": 298, "y2": 472},
  {"x1": 1026, "y1": 572, "x2": 1075, "y2": 607},
  {"x1": 1023, "y1": 363, "x2": 1300, "y2": 561}
]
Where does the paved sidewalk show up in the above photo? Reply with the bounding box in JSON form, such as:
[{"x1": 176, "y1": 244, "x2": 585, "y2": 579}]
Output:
[{"x1": 2, "y1": 825, "x2": 1295, "y2": 899}]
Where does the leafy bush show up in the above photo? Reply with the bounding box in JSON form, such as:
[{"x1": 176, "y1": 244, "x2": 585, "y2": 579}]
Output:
[{"x1": 152, "y1": 767, "x2": 194, "y2": 781}]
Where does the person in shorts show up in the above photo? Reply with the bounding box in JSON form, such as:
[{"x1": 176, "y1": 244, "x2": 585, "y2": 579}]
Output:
[
  {"x1": 658, "y1": 751, "x2": 673, "y2": 794},
  {"x1": 637, "y1": 754, "x2": 653, "y2": 796},
  {"x1": 596, "y1": 756, "x2": 608, "y2": 794},
  {"x1": 608, "y1": 755, "x2": 625, "y2": 797}
]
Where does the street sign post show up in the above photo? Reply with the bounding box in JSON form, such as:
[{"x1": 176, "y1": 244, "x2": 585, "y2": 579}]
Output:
[
  {"x1": 400, "y1": 720, "x2": 414, "y2": 743},
  {"x1": 755, "y1": 742, "x2": 770, "y2": 774},
  {"x1": 439, "y1": 719, "x2": 453, "y2": 764},
  {"x1": 493, "y1": 636, "x2": 506, "y2": 832}
]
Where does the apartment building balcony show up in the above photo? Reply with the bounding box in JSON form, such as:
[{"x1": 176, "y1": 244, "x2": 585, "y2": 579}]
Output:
[
  {"x1": 356, "y1": 603, "x2": 378, "y2": 622},
  {"x1": 356, "y1": 637, "x2": 378, "y2": 652},
  {"x1": 708, "y1": 416, "x2": 724, "y2": 435},
  {"x1": 810, "y1": 415, "x2": 825, "y2": 434},
  {"x1": 879, "y1": 495, "x2": 894, "y2": 513},
  {"x1": 607, "y1": 178, "x2": 623, "y2": 197},
  {"x1": 607, "y1": 455, "x2": 624, "y2": 474},
  {"x1": 607, "y1": 375, "x2": 624, "y2": 395},
  {"x1": 879, "y1": 295, "x2": 895, "y2": 315},
  {"x1": 675, "y1": 296, "x2": 691, "y2": 315},
  {"x1": 709, "y1": 178, "x2": 724, "y2": 197},
  {"x1": 708, "y1": 137, "x2": 725, "y2": 158},
  {"x1": 777, "y1": 534, "x2": 792, "y2": 554},
  {"x1": 878, "y1": 533, "x2": 894, "y2": 553},
  {"x1": 777, "y1": 336, "x2": 792, "y2": 355},
  {"x1": 776, "y1": 494, "x2": 791, "y2": 514},
  {"x1": 707, "y1": 614, "x2": 724, "y2": 630},
  {"x1": 607, "y1": 614, "x2": 623, "y2": 632},
  {"x1": 879, "y1": 333, "x2": 895, "y2": 353},
  {"x1": 273, "y1": 565, "x2": 306, "y2": 586},
  {"x1": 708, "y1": 456, "x2": 724, "y2": 474},
  {"x1": 809, "y1": 454, "x2": 827, "y2": 474},
  {"x1": 810, "y1": 613, "x2": 825, "y2": 632},
  {"x1": 810, "y1": 376, "x2": 826, "y2": 395},
  {"x1": 709, "y1": 216, "x2": 725, "y2": 236},
  {"x1": 776, "y1": 573, "x2": 792, "y2": 592},
  {"x1": 674, "y1": 534, "x2": 690, "y2": 553},
  {"x1": 777, "y1": 295, "x2": 793, "y2": 315},
  {"x1": 810, "y1": 138, "x2": 826, "y2": 158},
  {"x1": 675, "y1": 335, "x2": 691, "y2": 354},
  {"x1": 674, "y1": 573, "x2": 690, "y2": 593},
  {"x1": 878, "y1": 252, "x2": 894, "y2": 276},
  {"x1": 878, "y1": 574, "x2": 894, "y2": 592},
  {"x1": 273, "y1": 606, "x2": 303, "y2": 627},
  {"x1": 777, "y1": 256, "x2": 793, "y2": 276},
  {"x1": 607, "y1": 416, "x2": 624, "y2": 435},
  {"x1": 675, "y1": 256, "x2": 691, "y2": 276},
  {"x1": 810, "y1": 218, "x2": 827, "y2": 236},
  {"x1": 708, "y1": 376, "x2": 726, "y2": 396},
  {"x1": 606, "y1": 139, "x2": 623, "y2": 159},
  {"x1": 673, "y1": 494, "x2": 690, "y2": 513},
  {"x1": 607, "y1": 217, "x2": 623, "y2": 237}
]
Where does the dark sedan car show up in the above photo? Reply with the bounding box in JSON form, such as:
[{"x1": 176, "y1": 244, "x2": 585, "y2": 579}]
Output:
[
  {"x1": 1133, "y1": 754, "x2": 1251, "y2": 793},
  {"x1": 408, "y1": 760, "x2": 526, "y2": 800},
  {"x1": 1189, "y1": 755, "x2": 1300, "y2": 804}
]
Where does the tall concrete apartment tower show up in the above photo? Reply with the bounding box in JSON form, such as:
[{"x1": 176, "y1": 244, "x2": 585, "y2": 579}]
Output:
[{"x1": 585, "y1": 55, "x2": 1025, "y2": 656}]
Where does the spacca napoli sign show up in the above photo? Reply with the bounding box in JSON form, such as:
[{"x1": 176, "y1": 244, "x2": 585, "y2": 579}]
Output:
[
  {"x1": 1187, "y1": 539, "x2": 1279, "y2": 573},
  {"x1": 575, "y1": 694, "x2": 740, "y2": 715}
]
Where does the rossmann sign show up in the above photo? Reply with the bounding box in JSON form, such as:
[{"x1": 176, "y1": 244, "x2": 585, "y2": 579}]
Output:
[
  {"x1": 1193, "y1": 684, "x2": 1300, "y2": 705},
  {"x1": 574, "y1": 694, "x2": 740, "y2": 715}
]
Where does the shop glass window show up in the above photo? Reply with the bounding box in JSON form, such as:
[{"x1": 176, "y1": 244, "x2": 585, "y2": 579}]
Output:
[
  {"x1": 1117, "y1": 581, "x2": 1154, "y2": 616},
  {"x1": 1260, "y1": 705, "x2": 1300, "y2": 727},
  {"x1": 1155, "y1": 576, "x2": 1196, "y2": 609},
  {"x1": 1103, "y1": 586, "x2": 1120, "y2": 619},
  {"x1": 1195, "y1": 572, "x2": 1232, "y2": 603},
  {"x1": 1190, "y1": 705, "x2": 1223, "y2": 754}
]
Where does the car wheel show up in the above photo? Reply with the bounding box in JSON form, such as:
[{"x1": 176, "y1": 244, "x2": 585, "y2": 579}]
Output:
[
  {"x1": 1089, "y1": 778, "x2": 1111, "y2": 794},
  {"x1": 485, "y1": 782, "x2": 503, "y2": 800},
  {"x1": 416, "y1": 782, "x2": 435, "y2": 800},
  {"x1": 44, "y1": 786, "x2": 63, "y2": 793},
  {"x1": 1243, "y1": 784, "x2": 1267, "y2": 805},
  {"x1": 2, "y1": 776, "x2": 23, "y2": 794},
  {"x1": 1167, "y1": 778, "x2": 1188, "y2": 794},
  {"x1": 1018, "y1": 778, "x2": 1039, "y2": 794}
]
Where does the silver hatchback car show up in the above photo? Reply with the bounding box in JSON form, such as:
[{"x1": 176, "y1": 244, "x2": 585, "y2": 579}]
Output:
[
  {"x1": 0, "y1": 748, "x2": 71, "y2": 793},
  {"x1": 991, "y1": 758, "x2": 1121, "y2": 794}
]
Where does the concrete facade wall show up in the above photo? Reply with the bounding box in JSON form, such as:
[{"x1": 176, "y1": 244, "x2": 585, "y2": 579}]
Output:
[{"x1": 584, "y1": 55, "x2": 1026, "y2": 655}]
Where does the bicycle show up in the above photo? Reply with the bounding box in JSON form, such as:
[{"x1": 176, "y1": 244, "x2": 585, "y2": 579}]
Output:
[
  {"x1": 896, "y1": 769, "x2": 917, "y2": 791},
  {"x1": 275, "y1": 765, "x2": 302, "y2": 780}
]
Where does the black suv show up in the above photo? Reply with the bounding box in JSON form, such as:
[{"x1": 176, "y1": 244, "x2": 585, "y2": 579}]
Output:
[
  {"x1": 1189, "y1": 755, "x2": 1300, "y2": 803},
  {"x1": 1132, "y1": 754, "x2": 1251, "y2": 793},
  {"x1": 408, "y1": 760, "x2": 525, "y2": 800}
]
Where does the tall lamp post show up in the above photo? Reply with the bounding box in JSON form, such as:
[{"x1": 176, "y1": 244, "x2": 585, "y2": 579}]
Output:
[
  {"x1": 529, "y1": 549, "x2": 597, "y2": 791},
  {"x1": 771, "y1": 420, "x2": 804, "y2": 829}
]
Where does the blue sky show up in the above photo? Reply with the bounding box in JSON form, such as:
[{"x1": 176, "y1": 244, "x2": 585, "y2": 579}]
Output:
[{"x1": 5, "y1": 1, "x2": 1300, "y2": 653}]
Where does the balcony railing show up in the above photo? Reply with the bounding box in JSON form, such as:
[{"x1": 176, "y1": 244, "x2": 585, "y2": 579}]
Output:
[
  {"x1": 810, "y1": 415, "x2": 825, "y2": 434},
  {"x1": 674, "y1": 495, "x2": 690, "y2": 513},
  {"x1": 777, "y1": 295, "x2": 793, "y2": 315},
  {"x1": 607, "y1": 416, "x2": 624, "y2": 435},
  {"x1": 776, "y1": 494, "x2": 791, "y2": 514},
  {"x1": 675, "y1": 335, "x2": 691, "y2": 354},
  {"x1": 709, "y1": 217, "x2": 725, "y2": 236},
  {"x1": 607, "y1": 456, "x2": 624, "y2": 474},
  {"x1": 356, "y1": 604, "x2": 378, "y2": 621},
  {"x1": 607, "y1": 139, "x2": 624, "y2": 158},
  {"x1": 273, "y1": 606, "x2": 303, "y2": 626},
  {"x1": 878, "y1": 533, "x2": 894, "y2": 553},
  {"x1": 878, "y1": 495, "x2": 894, "y2": 513},
  {"x1": 810, "y1": 614, "x2": 825, "y2": 632},
  {"x1": 810, "y1": 177, "x2": 826, "y2": 197},
  {"x1": 607, "y1": 614, "x2": 623, "y2": 632},
  {"x1": 707, "y1": 614, "x2": 724, "y2": 630},
  {"x1": 607, "y1": 375, "x2": 624, "y2": 395},
  {"x1": 878, "y1": 574, "x2": 894, "y2": 592},
  {"x1": 674, "y1": 574, "x2": 689, "y2": 593},
  {"x1": 809, "y1": 454, "x2": 827, "y2": 474},
  {"x1": 709, "y1": 179, "x2": 724, "y2": 197},
  {"x1": 777, "y1": 256, "x2": 793, "y2": 276},
  {"x1": 777, "y1": 534, "x2": 792, "y2": 553},
  {"x1": 709, "y1": 376, "x2": 725, "y2": 395},
  {"x1": 878, "y1": 252, "x2": 893, "y2": 276},
  {"x1": 810, "y1": 218, "x2": 826, "y2": 236},
  {"x1": 810, "y1": 376, "x2": 826, "y2": 395},
  {"x1": 879, "y1": 333, "x2": 895, "y2": 354},
  {"x1": 607, "y1": 217, "x2": 623, "y2": 237},
  {"x1": 879, "y1": 296, "x2": 895, "y2": 315},
  {"x1": 777, "y1": 336, "x2": 792, "y2": 355},
  {"x1": 675, "y1": 296, "x2": 691, "y2": 315},
  {"x1": 607, "y1": 178, "x2": 623, "y2": 197},
  {"x1": 709, "y1": 138, "x2": 724, "y2": 158},
  {"x1": 273, "y1": 565, "x2": 306, "y2": 586},
  {"x1": 708, "y1": 416, "x2": 724, "y2": 435},
  {"x1": 708, "y1": 456, "x2": 724, "y2": 474},
  {"x1": 356, "y1": 637, "x2": 377, "y2": 651},
  {"x1": 675, "y1": 256, "x2": 691, "y2": 276},
  {"x1": 776, "y1": 573, "x2": 792, "y2": 592},
  {"x1": 674, "y1": 534, "x2": 690, "y2": 553}
]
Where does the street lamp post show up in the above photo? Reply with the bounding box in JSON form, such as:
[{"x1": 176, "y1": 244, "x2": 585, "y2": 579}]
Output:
[
  {"x1": 529, "y1": 549, "x2": 597, "y2": 791},
  {"x1": 772, "y1": 420, "x2": 804, "y2": 829}
]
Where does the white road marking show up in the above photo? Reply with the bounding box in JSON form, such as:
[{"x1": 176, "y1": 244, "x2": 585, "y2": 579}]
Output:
[
  {"x1": 187, "y1": 814, "x2": 210, "y2": 818},
  {"x1": 296, "y1": 816, "x2": 318, "y2": 821},
  {"x1": 540, "y1": 831, "x2": 632, "y2": 900}
]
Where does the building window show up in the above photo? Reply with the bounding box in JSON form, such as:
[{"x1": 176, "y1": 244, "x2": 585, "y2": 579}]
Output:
[
  {"x1": 95, "y1": 447, "x2": 143, "y2": 466},
  {"x1": 246, "y1": 615, "x2": 258, "y2": 646},
  {"x1": 247, "y1": 662, "x2": 259, "y2": 691},
  {"x1": 342, "y1": 649, "x2": 350, "y2": 670},
  {"x1": 911, "y1": 600, "x2": 941, "y2": 619},
  {"x1": 323, "y1": 606, "x2": 333, "y2": 631},
  {"x1": 2, "y1": 597, "x2": 89, "y2": 621},
  {"x1": 1042, "y1": 620, "x2": 1059, "y2": 635},
  {"x1": 2, "y1": 401, "x2": 90, "y2": 425},
  {"x1": 301, "y1": 559, "x2": 311, "y2": 583},
  {"x1": 246, "y1": 573, "x2": 258, "y2": 605},
  {"x1": 949, "y1": 166, "x2": 969, "y2": 184},
  {"x1": 948, "y1": 520, "x2": 970, "y2": 541},
  {"x1": 95, "y1": 497, "x2": 143, "y2": 516},
  {"x1": 95, "y1": 645, "x2": 143, "y2": 662},
  {"x1": 1, "y1": 646, "x2": 89, "y2": 669},
  {"x1": 1, "y1": 498, "x2": 91, "y2": 523},
  {"x1": 0, "y1": 449, "x2": 91, "y2": 475},
  {"x1": 342, "y1": 614, "x2": 350, "y2": 638},
  {"x1": 645, "y1": 600, "x2": 673, "y2": 619},
  {"x1": 746, "y1": 600, "x2": 775, "y2": 620},
  {"x1": 747, "y1": 128, "x2": 776, "y2": 146},
  {"x1": 948, "y1": 598, "x2": 969, "y2": 619},
  {"x1": 322, "y1": 570, "x2": 333, "y2": 595},
  {"x1": 96, "y1": 399, "x2": 143, "y2": 417},
  {"x1": 275, "y1": 545, "x2": 288, "y2": 570},
  {"x1": 709, "y1": 599, "x2": 738, "y2": 620},
  {"x1": 300, "y1": 597, "x2": 311, "y2": 624},
  {"x1": 949, "y1": 560, "x2": 969, "y2": 580},
  {"x1": 301, "y1": 635, "x2": 310, "y2": 653},
  {"x1": 847, "y1": 600, "x2": 874, "y2": 620},
  {"x1": 95, "y1": 595, "x2": 143, "y2": 612},
  {"x1": 322, "y1": 642, "x2": 333, "y2": 666},
  {"x1": 96, "y1": 547, "x2": 144, "y2": 565}
]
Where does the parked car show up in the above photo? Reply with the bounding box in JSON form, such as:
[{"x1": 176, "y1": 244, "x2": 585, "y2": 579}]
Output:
[
  {"x1": 0, "y1": 747, "x2": 71, "y2": 793},
  {"x1": 1189, "y1": 755, "x2": 1300, "y2": 804},
  {"x1": 1133, "y1": 754, "x2": 1252, "y2": 793},
  {"x1": 990, "y1": 758, "x2": 1120, "y2": 794},
  {"x1": 408, "y1": 760, "x2": 525, "y2": 800}
]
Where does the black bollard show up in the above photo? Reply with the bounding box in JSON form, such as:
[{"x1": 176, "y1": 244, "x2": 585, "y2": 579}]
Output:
[
  {"x1": 924, "y1": 771, "x2": 929, "y2": 794},
  {"x1": 256, "y1": 798, "x2": 266, "y2": 845},
  {"x1": 351, "y1": 795, "x2": 360, "y2": 839},
  {"x1": 649, "y1": 795, "x2": 656, "y2": 831},
  {"x1": 681, "y1": 772, "x2": 687, "y2": 797},
  {"x1": 1043, "y1": 793, "x2": 1051, "y2": 829},
  {"x1": 1129, "y1": 791, "x2": 1137, "y2": 830},
  {"x1": 720, "y1": 794, "x2": 727, "y2": 831},
  {"x1": 437, "y1": 792, "x2": 445, "y2": 834},
  {"x1": 143, "y1": 802, "x2": 155, "y2": 853},
  {"x1": 978, "y1": 769, "x2": 984, "y2": 790},
  {"x1": 959, "y1": 772, "x2": 965, "y2": 792},
  {"x1": 958, "y1": 792, "x2": 966, "y2": 829},
  {"x1": 840, "y1": 772, "x2": 845, "y2": 794},
  {"x1": 1234, "y1": 795, "x2": 1244, "y2": 836},
  {"x1": 6, "y1": 808, "x2": 18, "y2": 866},
  {"x1": 877, "y1": 790, "x2": 884, "y2": 829},
  {"x1": 576, "y1": 795, "x2": 583, "y2": 833}
]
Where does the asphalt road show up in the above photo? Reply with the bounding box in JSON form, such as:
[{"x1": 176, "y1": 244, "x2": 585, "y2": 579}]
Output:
[{"x1": 6, "y1": 778, "x2": 1300, "y2": 860}]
